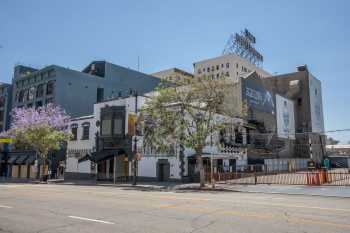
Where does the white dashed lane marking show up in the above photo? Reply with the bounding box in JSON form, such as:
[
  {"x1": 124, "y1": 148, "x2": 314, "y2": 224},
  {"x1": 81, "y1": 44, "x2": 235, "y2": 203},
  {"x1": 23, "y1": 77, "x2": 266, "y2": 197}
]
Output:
[{"x1": 68, "y1": 216, "x2": 115, "y2": 225}]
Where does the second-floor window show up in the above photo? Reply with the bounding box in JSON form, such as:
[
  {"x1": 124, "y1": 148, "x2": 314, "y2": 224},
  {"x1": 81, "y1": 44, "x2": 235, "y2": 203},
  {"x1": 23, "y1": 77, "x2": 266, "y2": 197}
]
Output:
[
  {"x1": 28, "y1": 87, "x2": 35, "y2": 100},
  {"x1": 36, "y1": 84, "x2": 44, "y2": 98},
  {"x1": 113, "y1": 118, "x2": 123, "y2": 135},
  {"x1": 101, "y1": 118, "x2": 112, "y2": 136},
  {"x1": 46, "y1": 80, "x2": 55, "y2": 95},
  {"x1": 71, "y1": 124, "x2": 78, "y2": 140},
  {"x1": 81, "y1": 122, "x2": 90, "y2": 140}
]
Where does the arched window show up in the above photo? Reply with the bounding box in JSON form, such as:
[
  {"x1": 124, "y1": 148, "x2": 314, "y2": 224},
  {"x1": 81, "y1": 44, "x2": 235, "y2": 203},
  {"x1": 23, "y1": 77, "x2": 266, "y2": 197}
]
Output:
[{"x1": 81, "y1": 122, "x2": 90, "y2": 140}]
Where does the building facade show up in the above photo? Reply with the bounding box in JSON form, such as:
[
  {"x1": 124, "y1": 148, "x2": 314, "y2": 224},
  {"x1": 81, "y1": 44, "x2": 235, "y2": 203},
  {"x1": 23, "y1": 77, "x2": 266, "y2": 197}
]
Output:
[
  {"x1": 65, "y1": 94, "x2": 248, "y2": 182},
  {"x1": 151, "y1": 68, "x2": 194, "y2": 82},
  {"x1": 262, "y1": 65, "x2": 326, "y2": 164},
  {"x1": 0, "y1": 82, "x2": 13, "y2": 132},
  {"x1": 5, "y1": 61, "x2": 161, "y2": 179},
  {"x1": 193, "y1": 54, "x2": 271, "y2": 82},
  {"x1": 12, "y1": 61, "x2": 161, "y2": 117},
  {"x1": 65, "y1": 115, "x2": 97, "y2": 179}
]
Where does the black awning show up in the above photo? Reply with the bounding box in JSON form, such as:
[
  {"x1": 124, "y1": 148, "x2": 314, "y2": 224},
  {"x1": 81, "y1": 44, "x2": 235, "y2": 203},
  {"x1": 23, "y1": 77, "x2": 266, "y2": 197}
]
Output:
[
  {"x1": 7, "y1": 156, "x2": 19, "y2": 164},
  {"x1": 15, "y1": 155, "x2": 28, "y2": 165},
  {"x1": 91, "y1": 149, "x2": 123, "y2": 162}
]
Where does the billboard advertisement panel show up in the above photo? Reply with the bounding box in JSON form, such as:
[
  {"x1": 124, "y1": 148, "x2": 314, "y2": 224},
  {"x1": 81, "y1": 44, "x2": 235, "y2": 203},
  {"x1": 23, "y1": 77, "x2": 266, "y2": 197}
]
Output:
[
  {"x1": 242, "y1": 78, "x2": 275, "y2": 114},
  {"x1": 276, "y1": 95, "x2": 295, "y2": 139},
  {"x1": 309, "y1": 74, "x2": 325, "y2": 133}
]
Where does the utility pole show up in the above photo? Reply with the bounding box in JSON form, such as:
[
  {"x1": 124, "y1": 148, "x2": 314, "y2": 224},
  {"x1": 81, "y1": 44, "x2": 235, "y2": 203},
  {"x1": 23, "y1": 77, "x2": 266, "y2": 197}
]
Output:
[
  {"x1": 210, "y1": 126, "x2": 215, "y2": 188},
  {"x1": 132, "y1": 90, "x2": 138, "y2": 185}
]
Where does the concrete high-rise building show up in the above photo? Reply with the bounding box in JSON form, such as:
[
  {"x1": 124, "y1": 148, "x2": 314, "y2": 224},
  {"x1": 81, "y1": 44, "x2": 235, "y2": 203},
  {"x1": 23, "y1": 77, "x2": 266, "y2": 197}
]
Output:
[
  {"x1": 151, "y1": 68, "x2": 193, "y2": 82},
  {"x1": 193, "y1": 54, "x2": 271, "y2": 82},
  {"x1": 11, "y1": 61, "x2": 161, "y2": 118}
]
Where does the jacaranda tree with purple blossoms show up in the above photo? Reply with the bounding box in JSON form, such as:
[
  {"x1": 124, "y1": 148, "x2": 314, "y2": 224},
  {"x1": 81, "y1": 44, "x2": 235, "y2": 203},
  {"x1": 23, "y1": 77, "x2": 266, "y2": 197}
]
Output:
[{"x1": 1, "y1": 104, "x2": 72, "y2": 178}]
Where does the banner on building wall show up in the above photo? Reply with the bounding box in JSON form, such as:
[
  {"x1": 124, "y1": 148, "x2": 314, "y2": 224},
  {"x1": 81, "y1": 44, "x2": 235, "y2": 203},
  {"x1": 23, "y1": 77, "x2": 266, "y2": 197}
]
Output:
[
  {"x1": 128, "y1": 114, "x2": 137, "y2": 136},
  {"x1": 242, "y1": 78, "x2": 275, "y2": 114},
  {"x1": 276, "y1": 95, "x2": 295, "y2": 139},
  {"x1": 309, "y1": 74, "x2": 325, "y2": 133}
]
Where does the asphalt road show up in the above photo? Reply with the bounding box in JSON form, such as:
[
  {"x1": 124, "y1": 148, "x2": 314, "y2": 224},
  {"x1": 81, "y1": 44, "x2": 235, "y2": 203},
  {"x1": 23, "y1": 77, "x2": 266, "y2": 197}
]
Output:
[{"x1": 0, "y1": 183, "x2": 349, "y2": 233}]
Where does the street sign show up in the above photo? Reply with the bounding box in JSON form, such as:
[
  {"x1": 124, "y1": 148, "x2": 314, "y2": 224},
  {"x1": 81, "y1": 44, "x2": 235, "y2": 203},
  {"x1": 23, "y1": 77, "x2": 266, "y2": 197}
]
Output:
[{"x1": 0, "y1": 138, "x2": 14, "y2": 143}]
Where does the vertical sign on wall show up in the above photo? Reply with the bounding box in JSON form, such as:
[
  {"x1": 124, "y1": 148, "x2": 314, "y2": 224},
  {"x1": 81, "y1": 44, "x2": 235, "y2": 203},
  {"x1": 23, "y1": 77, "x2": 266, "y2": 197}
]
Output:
[
  {"x1": 309, "y1": 74, "x2": 325, "y2": 133},
  {"x1": 276, "y1": 95, "x2": 295, "y2": 139}
]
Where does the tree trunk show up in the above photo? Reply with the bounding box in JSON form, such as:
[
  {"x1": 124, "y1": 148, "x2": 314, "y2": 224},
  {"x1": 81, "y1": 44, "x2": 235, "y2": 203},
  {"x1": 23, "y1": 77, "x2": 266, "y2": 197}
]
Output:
[{"x1": 196, "y1": 153, "x2": 205, "y2": 188}]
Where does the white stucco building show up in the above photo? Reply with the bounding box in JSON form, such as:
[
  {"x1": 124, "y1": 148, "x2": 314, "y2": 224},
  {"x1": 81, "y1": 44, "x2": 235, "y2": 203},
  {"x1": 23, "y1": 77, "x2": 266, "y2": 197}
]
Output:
[{"x1": 65, "y1": 115, "x2": 97, "y2": 179}]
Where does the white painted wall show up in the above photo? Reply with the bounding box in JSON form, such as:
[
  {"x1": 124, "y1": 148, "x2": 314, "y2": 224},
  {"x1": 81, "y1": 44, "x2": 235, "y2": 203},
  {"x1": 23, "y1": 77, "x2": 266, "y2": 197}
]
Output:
[
  {"x1": 77, "y1": 160, "x2": 91, "y2": 173},
  {"x1": 66, "y1": 157, "x2": 78, "y2": 173},
  {"x1": 138, "y1": 156, "x2": 181, "y2": 179}
]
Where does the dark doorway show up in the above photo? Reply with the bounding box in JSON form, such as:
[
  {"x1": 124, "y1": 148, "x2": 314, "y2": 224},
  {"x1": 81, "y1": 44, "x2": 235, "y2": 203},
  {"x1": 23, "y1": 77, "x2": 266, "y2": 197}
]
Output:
[
  {"x1": 229, "y1": 159, "x2": 236, "y2": 172},
  {"x1": 217, "y1": 159, "x2": 223, "y2": 172},
  {"x1": 157, "y1": 159, "x2": 170, "y2": 182}
]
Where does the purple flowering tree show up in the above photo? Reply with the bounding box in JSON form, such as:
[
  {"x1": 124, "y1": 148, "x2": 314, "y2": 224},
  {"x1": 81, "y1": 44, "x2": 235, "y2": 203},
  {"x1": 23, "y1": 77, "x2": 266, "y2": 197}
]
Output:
[{"x1": 0, "y1": 104, "x2": 72, "y2": 178}]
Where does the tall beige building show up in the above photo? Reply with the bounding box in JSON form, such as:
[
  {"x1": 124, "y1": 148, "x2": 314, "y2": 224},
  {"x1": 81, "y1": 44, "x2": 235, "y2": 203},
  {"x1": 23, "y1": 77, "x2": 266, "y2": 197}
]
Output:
[
  {"x1": 151, "y1": 68, "x2": 194, "y2": 82},
  {"x1": 193, "y1": 54, "x2": 271, "y2": 82}
]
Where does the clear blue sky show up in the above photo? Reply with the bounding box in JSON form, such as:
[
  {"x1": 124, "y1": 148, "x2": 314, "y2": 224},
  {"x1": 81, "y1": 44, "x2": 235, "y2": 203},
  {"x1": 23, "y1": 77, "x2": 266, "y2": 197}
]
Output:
[{"x1": 0, "y1": 0, "x2": 349, "y2": 142}]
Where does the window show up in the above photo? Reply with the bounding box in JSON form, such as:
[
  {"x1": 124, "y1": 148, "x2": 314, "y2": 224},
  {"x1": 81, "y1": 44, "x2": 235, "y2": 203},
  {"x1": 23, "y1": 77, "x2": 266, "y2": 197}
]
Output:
[
  {"x1": 207, "y1": 67, "x2": 210, "y2": 72},
  {"x1": 97, "y1": 88, "x2": 104, "y2": 103},
  {"x1": 211, "y1": 66, "x2": 214, "y2": 71},
  {"x1": 226, "y1": 71, "x2": 230, "y2": 77},
  {"x1": 46, "y1": 80, "x2": 55, "y2": 95},
  {"x1": 236, "y1": 63, "x2": 238, "y2": 68},
  {"x1": 221, "y1": 64, "x2": 224, "y2": 68},
  {"x1": 216, "y1": 73, "x2": 220, "y2": 78},
  {"x1": 27, "y1": 103, "x2": 33, "y2": 108},
  {"x1": 101, "y1": 119, "x2": 112, "y2": 136},
  {"x1": 202, "y1": 68, "x2": 205, "y2": 72},
  {"x1": 28, "y1": 87, "x2": 35, "y2": 100},
  {"x1": 36, "y1": 84, "x2": 44, "y2": 98},
  {"x1": 113, "y1": 118, "x2": 123, "y2": 135},
  {"x1": 216, "y1": 65, "x2": 219, "y2": 70},
  {"x1": 0, "y1": 96, "x2": 4, "y2": 108},
  {"x1": 226, "y1": 63, "x2": 230, "y2": 68},
  {"x1": 81, "y1": 122, "x2": 90, "y2": 140},
  {"x1": 24, "y1": 89, "x2": 29, "y2": 101},
  {"x1": 0, "y1": 110, "x2": 4, "y2": 121},
  {"x1": 315, "y1": 89, "x2": 318, "y2": 96},
  {"x1": 71, "y1": 124, "x2": 78, "y2": 141}
]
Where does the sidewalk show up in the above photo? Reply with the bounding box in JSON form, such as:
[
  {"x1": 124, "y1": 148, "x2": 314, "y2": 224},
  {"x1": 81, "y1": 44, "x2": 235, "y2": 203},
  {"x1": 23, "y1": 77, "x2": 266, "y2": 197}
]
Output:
[{"x1": 214, "y1": 183, "x2": 350, "y2": 198}]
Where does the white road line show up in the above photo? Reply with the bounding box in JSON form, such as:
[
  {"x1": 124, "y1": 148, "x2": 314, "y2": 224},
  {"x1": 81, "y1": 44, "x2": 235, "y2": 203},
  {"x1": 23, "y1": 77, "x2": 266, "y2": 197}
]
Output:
[
  {"x1": 68, "y1": 216, "x2": 115, "y2": 225},
  {"x1": 0, "y1": 205, "x2": 13, "y2": 209}
]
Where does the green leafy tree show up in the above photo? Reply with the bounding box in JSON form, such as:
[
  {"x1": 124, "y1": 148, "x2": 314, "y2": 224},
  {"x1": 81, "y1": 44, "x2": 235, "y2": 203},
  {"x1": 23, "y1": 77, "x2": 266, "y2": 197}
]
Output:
[{"x1": 142, "y1": 76, "x2": 231, "y2": 187}]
